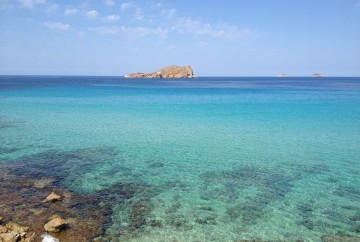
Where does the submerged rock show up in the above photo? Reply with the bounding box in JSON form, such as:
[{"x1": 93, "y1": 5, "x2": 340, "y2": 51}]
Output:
[
  {"x1": 44, "y1": 218, "x2": 67, "y2": 232},
  {"x1": 125, "y1": 65, "x2": 196, "y2": 78},
  {"x1": 321, "y1": 232, "x2": 360, "y2": 242},
  {"x1": 42, "y1": 192, "x2": 62, "y2": 203}
]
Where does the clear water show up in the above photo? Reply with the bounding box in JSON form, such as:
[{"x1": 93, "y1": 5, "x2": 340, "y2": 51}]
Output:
[{"x1": 1, "y1": 76, "x2": 360, "y2": 241}]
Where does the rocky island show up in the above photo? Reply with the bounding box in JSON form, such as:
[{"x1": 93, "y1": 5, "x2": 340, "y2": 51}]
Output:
[
  {"x1": 125, "y1": 65, "x2": 196, "y2": 78},
  {"x1": 312, "y1": 73, "x2": 326, "y2": 78}
]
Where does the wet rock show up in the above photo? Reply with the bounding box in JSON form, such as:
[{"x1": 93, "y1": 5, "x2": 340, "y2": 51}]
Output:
[
  {"x1": 42, "y1": 192, "x2": 62, "y2": 203},
  {"x1": 0, "y1": 221, "x2": 35, "y2": 242},
  {"x1": 0, "y1": 225, "x2": 7, "y2": 233},
  {"x1": 6, "y1": 222, "x2": 29, "y2": 234},
  {"x1": 44, "y1": 218, "x2": 67, "y2": 232},
  {"x1": 48, "y1": 214, "x2": 64, "y2": 220},
  {"x1": 0, "y1": 231, "x2": 20, "y2": 242}
]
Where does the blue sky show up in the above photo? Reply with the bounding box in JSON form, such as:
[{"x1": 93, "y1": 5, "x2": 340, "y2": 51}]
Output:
[{"x1": 0, "y1": 0, "x2": 360, "y2": 76}]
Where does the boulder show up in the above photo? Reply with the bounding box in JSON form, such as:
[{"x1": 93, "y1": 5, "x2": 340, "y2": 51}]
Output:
[
  {"x1": 6, "y1": 222, "x2": 29, "y2": 234},
  {"x1": 44, "y1": 219, "x2": 67, "y2": 232},
  {"x1": 125, "y1": 65, "x2": 196, "y2": 78},
  {"x1": 48, "y1": 215, "x2": 63, "y2": 221},
  {"x1": 0, "y1": 222, "x2": 35, "y2": 242},
  {"x1": 0, "y1": 231, "x2": 20, "y2": 242},
  {"x1": 42, "y1": 192, "x2": 61, "y2": 203},
  {"x1": 0, "y1": 225, "x2": 7, "y2": 233}
]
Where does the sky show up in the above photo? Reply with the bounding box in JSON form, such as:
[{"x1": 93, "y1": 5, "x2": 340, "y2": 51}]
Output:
[{"x1": 0, "y1": 0, "x2": 360, "y2": 76}]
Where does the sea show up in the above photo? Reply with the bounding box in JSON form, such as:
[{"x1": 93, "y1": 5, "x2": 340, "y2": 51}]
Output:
[{"x1": 0, "y1": 76, "x2": 360, "y2": 241}]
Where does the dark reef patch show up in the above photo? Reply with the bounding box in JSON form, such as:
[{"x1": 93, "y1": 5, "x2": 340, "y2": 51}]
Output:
[
  {"x1": 201, "y1": 165, "x2": 299, "y2": 226},
  {"x1": 334, "y1": 185, "x2": 360, "y2": 200},
  {"x1": 0, "y1": 116, "x2": 26, "y2": 130},
  {"x1": 147, "y1": 161, "x2": 164, "y2": 169},
  {"x1": 0, "y1": 147, "x2": 162, "y2": 241},
  {"x1": 5, "y1": 147, "x2": 120, "y2": 190},
  {"x1": 0, "y1": 146, "x2": 21, "y2": 155},
  {"x1": 166, "y1": 214, "x2": 193, "y2": 231},
  {"x1": 200, "y1": 161, "x2": 332, "y2": 230},
  {"x1": 321, "y1": 232, "x2": 360, "y2": 242}
]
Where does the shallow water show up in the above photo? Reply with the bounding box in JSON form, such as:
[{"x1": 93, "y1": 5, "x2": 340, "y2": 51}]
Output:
[{"x1": 1, "y1": 76, "x2": 360, "y2": 241}]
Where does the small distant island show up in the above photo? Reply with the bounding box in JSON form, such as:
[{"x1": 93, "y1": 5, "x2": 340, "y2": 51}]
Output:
[
  {"x1": 125, "y1": 65, "x2": 196, "y2": 78},
  {"x1": 312, "y1": 73, "x2": 326, "y2": 78}
]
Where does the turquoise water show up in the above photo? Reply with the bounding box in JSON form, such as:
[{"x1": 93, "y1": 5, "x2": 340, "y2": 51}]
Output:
[{"x1": 1, "y1": 76, "x2": 360, "y2": 241}]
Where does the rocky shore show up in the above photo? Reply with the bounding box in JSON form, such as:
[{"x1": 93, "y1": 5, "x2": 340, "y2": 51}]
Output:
[
  {"x1": 0, "y1": 165, "x2": 111, "y2": 242},
  {"x1": 125, "y1": 65, "x2": 196, "y2": 78},
  {"x1": 0, "y1": 147, "x2": 161, "y2": 242}
]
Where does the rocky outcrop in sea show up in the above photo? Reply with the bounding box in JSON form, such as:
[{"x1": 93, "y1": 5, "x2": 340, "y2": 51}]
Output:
[{"x1": 125, "y1": 65, "x2": 196, "y2": 78}]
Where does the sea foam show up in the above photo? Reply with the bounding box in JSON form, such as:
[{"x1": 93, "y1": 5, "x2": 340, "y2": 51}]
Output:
[{"x1": 41, "y1": 233, "x2": 59, "y2": 242}]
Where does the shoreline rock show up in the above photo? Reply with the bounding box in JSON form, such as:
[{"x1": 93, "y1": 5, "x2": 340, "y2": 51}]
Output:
[
  {"x1": 0, "y1": 221, "x2": 36, "y2": 242},
  {"x1": 125, "y1": 65, "x2": 196, "y2": 78},
  {"x1": 0, "y1": 166, "x2": 110, "y2": 242},
  {"x1": 42, "y1": 192, "x2": 62, "y2": 203},
  {"x1": 44, "y1": 218, "x2": 68, "y2": 233}
]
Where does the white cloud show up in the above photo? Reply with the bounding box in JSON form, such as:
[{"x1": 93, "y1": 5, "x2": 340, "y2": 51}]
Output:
[
  {"x1": 18, "y1": 0, "x2": 46, "y2": 8},
  {"x1": 85, "y1": 10, "x2": 98, "y2": 18},
  {"x1": 104, "y1": 14, "x2": 120, "y2": 22},
  {"x1": 134, "y1": 8, "x2": 143, "y2": 20},
  {"x1": 44, "y1": 21, "x2": 70, "y2": 30},
  {"x1": 103, "y1": 0, "x2": 114, "y2": 6},
  {"x1": 45, "y1": 3, "x2": 58, "y2": 14},
  {"x1": 121, "y1": 1, "x2": 134, "y2": 11},
  {"x1": 197, "y1": 41, "x2": 208, "y2": 47},
  {"x1": 64, "y1": 8, "x2": 78, "y2": 16},
  {"x1": 95, "y1": 26, "x2": 167, "y2": 38},
  {"x1": 89, "y1": 2, "x2": 251, "y2": 42},
  {"x1": 176, "y1": 17, "x2": 250, "y2": 40},
  {"x1": 161, "y1": 8, "x2": 176, "y2": 19}
]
